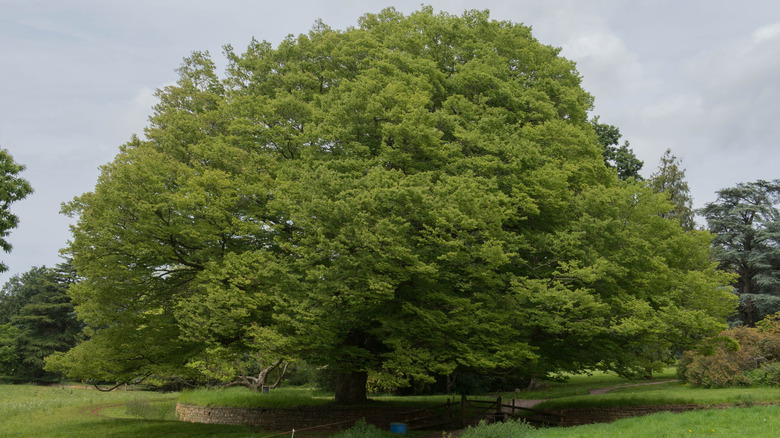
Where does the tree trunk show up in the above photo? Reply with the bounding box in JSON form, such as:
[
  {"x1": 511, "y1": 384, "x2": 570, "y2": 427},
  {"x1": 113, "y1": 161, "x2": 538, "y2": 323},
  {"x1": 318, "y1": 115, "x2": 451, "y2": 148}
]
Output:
[
  {"x1": 334, "y1": 371, "x2": 368, "y2": 404},
  {"x1": 270, "y1": 362, "x2": 289, "y2": 389}
]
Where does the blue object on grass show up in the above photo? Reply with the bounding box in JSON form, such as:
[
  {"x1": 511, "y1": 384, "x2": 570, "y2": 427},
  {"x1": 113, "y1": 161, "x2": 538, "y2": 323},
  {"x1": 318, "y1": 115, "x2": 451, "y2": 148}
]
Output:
[{"x1": 390, "y1": 422, "x2": 407, "y2": 435}]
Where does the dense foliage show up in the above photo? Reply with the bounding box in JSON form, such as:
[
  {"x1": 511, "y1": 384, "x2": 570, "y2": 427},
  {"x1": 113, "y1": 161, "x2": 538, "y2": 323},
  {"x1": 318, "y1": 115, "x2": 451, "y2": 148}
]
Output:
[
  {"x1": 648, "y1": 149, "x2": 695, "y2": 231},
  {"x1": 678, "y1": 312, "x2": 780, "y2": 387},
  {"x1": 0, "y1": 264, "x2": 81, "y2": 381},
  {"x1": 48, "y1": 7, "x2": 734, "y2": 403},
  {"x1": 0, "y1": 148, "x2": 33, "y2": 273},
  {"x1": 592, "y1": 118, "x2": 643, "y2": 181},
  {"x1": 700, "y1": 179, "x2": 780, "y2": 326}
]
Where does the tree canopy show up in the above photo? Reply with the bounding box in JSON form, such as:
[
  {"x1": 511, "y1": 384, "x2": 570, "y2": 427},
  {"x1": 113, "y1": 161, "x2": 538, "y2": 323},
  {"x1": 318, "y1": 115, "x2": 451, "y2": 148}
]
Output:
[
  {"x1": 0, "y1": 148, "x2": 33, "y2": 272},
  {"x1": 49, "y1": 7, "x2": 734, "y2": 403},
  {"x1": 592, "y1": 118, "x2": 643, "y2": 181}
]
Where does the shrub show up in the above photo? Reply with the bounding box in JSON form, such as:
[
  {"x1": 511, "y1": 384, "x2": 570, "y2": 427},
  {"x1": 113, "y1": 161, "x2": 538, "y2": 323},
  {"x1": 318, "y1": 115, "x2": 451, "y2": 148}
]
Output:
[
  {"x1": 679, "y1": 313, "x2": 780, "y2": 387},
  {"x1": 329, "y1": 419, "x2": 398, "y2": 438},
  {"x1": 458, "y1": 419, "x2": 535, "y2": 438},
  {"x1": 744, "y1": 362, "x2": 780, "y2": 386}
]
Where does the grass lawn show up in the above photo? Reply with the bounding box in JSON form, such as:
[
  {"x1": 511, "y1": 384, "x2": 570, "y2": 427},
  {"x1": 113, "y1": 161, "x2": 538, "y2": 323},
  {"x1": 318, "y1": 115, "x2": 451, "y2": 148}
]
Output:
[
  {"x1": 535, "y1": 382, "x2": 780, "y2": 409},
  {"x1": 0, "y1": 384, "x2": 440, "y2": 437},
  {"x1": 526, "y1": 405, "x2": 780, "y2": 438},
  {"x1": 504, "y1": 368, "x2": 679, "y2": 400},
  {"x1": 0, "y1": 384, "x2": 261, "y2": 437},
  {"x1": 5, "y1": 373, "x2": 780, "y2": 437}
]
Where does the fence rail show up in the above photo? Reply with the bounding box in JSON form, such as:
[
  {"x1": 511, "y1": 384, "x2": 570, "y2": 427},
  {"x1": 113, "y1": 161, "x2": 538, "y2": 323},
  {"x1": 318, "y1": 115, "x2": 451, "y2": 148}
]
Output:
[{"x1": 398, "y1": 394, "x2": 563, "y2": 430}]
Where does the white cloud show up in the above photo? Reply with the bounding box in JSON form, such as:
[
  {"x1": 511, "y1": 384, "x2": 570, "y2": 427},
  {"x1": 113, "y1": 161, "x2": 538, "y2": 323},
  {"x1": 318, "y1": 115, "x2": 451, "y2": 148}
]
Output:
[
  {"x1": 111, "y1": 87, "x2": 161, "y2": 140},
  {"x1": 691, "y1": 20, "x2": 780, "y2": 98},
  {"x1": 752, "y1": 22, "x2": 780, "y2": 44},
  {"x1": 561, "y1": 30, "x2": 645, "y2": 99}
]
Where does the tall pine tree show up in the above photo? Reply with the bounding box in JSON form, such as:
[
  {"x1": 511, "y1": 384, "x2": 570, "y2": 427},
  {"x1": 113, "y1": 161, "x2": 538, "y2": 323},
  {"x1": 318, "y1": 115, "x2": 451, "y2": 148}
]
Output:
[{"x1": 648, "y1": 149, "x2": 695, "y2": 230}]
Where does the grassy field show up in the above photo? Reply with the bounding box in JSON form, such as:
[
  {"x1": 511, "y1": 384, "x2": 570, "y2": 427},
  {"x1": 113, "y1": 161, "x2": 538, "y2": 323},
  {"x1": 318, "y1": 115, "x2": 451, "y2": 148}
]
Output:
[
  {"x1": 536, "y1": 381, "x2": 780, "y2": 409},
  {"x1": 0, "y1": 384, "x2": 260, "y2": 437},
  {"x1": 4, "y1": 373, "x2": 780, "y2": 437},
  {"x1": 501, "y1": 368, "x2": 679, "y2": 400},
  {"x1": 526, "y1": 405, "x2": 780, "y2": 438}
]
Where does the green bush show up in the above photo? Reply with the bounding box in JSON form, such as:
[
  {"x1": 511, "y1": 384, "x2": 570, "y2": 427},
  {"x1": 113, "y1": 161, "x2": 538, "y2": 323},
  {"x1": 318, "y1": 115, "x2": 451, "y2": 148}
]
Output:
[
  {"x1": 744, "y1": 362, "x2": 780, "y2": 386},
  {"x1": 679, "y1": 312, "x2": 780, "y2": 387},
  {"x1": 329, "y1": 419, "x2": 398, "y2": 438},
  {"x1": 458, "y1": 419, "x2": 535, "y2": 438}
]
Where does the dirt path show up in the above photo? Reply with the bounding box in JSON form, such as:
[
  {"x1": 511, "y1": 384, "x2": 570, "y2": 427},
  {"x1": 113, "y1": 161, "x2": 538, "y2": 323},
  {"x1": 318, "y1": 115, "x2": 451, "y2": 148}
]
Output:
[
  {"x1": 502, "y1": 379, "x2": 682, "y2": 409},
  {"x1": 78, "y1": 402, "x2": 126, "y2": 419},
  {"x1": 587, "y1": 379, "x2": 681, "y2": 395}
]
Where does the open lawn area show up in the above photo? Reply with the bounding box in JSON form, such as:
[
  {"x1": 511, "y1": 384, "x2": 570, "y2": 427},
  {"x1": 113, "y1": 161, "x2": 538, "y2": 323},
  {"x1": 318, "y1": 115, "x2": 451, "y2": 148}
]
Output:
[
  {"x1": 0, "y1": 384, "x2": 258, "y2": 437},
  {"x1": 4, "y1": 373, "x2": 780, "y2": 437},
  {"x1": 526, "y1": 405, "x2": 780, "y2": 438}
]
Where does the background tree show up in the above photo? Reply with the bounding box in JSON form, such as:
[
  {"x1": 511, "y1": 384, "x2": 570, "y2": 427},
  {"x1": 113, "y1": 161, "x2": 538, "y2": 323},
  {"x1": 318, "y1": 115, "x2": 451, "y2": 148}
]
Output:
[
  {"x1": 701, "y1": 180, "x2": 780, "y2": 326},
  {"x1": 591, "y1": 117, "x2": 643, "y2": 180},
  {"x1": 51, "y1": 7, "x2": 735, "y2": 403},
  {"x1": 0, "y1": 263, "x2": 81, "y2": 381},
  {"x1": 648, "y1": 148, "x2": 695, "y2": 230},
  {"x1": 0, "y1": 148, "x2": 33, "y2": 272}
]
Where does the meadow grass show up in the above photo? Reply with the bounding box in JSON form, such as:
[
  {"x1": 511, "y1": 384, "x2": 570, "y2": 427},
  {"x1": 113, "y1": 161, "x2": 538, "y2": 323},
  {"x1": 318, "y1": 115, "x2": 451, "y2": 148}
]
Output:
[
  {"x1": 179, "y1": 385, "x2": 334, "y2": 408},
  {"x1": 4, "y1": 374, "x2": 780, "y2": 437},
  {"x1": 505, "y1": 368, "x2": 679, "y2": 400},
  {"x1": 0, "y1": 384, "x2": 261, "y2": 437},
  {"x1": 536, "y1": 382, "x2": 780, "y2": 409},
  {"x1": 525, "y1": 404, "x2": 780, "y2": 438}
]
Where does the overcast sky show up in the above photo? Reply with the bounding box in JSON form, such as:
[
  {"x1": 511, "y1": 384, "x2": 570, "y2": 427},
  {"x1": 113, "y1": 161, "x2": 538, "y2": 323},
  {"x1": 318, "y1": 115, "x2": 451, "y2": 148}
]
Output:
[{"x1": 2, "y1": 0, "x2": 780, "y2": 284}]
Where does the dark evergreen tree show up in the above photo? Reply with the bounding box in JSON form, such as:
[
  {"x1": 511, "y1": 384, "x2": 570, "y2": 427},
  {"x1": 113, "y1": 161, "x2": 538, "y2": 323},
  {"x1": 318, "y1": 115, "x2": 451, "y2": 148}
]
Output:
[
  {"x1": 0, "y1": 263, "x2": 81, "y2": 381},
  {"x1": 701, "y1": 180, "x2": 780, "y2": 326}
]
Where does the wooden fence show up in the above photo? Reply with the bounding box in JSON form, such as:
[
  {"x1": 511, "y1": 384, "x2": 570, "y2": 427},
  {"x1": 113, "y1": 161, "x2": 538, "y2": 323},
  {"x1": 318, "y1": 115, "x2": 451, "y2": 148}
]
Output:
[{"x1": 398, "y1": 395, "x2": 562, "y2": 431}]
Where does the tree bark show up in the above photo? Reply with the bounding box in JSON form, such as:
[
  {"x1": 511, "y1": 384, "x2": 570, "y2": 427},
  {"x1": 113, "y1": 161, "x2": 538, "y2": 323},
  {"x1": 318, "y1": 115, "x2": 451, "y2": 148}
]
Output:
[
  {"x1": 334, "y1": 371, "x2": 368, "y2": 404},
  {"x1": 270, "y1": 362, "x2": 289, "y2": 389}
]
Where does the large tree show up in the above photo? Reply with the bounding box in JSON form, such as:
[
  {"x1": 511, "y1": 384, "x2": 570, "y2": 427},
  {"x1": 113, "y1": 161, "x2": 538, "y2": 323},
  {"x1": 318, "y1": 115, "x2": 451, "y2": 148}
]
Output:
[
  {"x1": 50, "y1": 7, "x2": 734, "y2": 403},
  {"x1": 701, "y1": 180, "x2": 780, "y2": 326},
  {"x1": 0, "y1": 148, "x2": 33, "y2": 272}
]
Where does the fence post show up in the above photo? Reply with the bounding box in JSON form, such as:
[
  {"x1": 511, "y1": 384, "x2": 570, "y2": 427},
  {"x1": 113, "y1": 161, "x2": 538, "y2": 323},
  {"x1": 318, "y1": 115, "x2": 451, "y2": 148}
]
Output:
[
  {"x1": 461, "y1": 394, "x2": 466, "y2": 428},
  {"x1": 446, "y1": 398, "x2": 451, "y2": 427},
  {"x1": 496, "y1": 396, "x2": 502, "y2": 421}
]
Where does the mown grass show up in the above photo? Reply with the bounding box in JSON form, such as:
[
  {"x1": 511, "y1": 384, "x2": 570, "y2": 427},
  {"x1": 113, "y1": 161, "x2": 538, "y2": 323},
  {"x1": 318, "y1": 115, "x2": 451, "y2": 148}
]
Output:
[
  {"x1": 505, "y1": 368, "x2": 679, "y2": 400},
  {"x1": 5, "y1": 374, "x2": 780, "y2": 437},
  {"x1": 525, "y1": 405, "x2": 780, "y2": 438},
  {"x1": 536, "y1": 382, "x2": 780, "y2": 409},
  {"x1": 0, "y1": 384, "x2": 261, "y2": 437}
]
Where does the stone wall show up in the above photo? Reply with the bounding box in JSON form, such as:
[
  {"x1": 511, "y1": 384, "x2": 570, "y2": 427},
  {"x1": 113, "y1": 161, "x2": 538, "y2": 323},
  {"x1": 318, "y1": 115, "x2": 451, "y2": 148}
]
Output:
[
  {"x1": 178, "y1": 401, "x2": 740, "y2": 431},
  {"x1": 176, "y1": 403, "x2": 420, "y2": 432}
]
